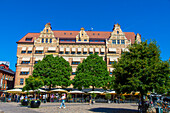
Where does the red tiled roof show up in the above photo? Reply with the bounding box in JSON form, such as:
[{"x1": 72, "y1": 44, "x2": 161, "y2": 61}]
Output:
[{"x1": 17, "y1": 31, "x2": 136, "y2": 44}]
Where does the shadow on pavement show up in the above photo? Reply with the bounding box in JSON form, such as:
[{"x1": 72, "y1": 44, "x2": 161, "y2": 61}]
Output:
[{"x1": 88, "y1": 107, "x2": 138, "y2": 113}]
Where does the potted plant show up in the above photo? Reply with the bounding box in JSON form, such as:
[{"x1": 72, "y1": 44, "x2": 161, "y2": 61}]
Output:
[
  {"x1": 105, "y1": 93, "x2": 111, "y2": 103},
  {"x1": 121, "y1": 95, "x2": 126, "y2": 103},
  {"x1": 91, "y1": 93, "x2": 97, "y2": 104},
  {"x1": 21, "y1": 99, "x2": 30, "y2": 106},
  {"x1": 30, "y1": 99, "x2": 41, "y2": 108}
]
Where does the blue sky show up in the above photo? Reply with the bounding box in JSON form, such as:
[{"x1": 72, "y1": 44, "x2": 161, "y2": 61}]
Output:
[{"x1": 0, "y1": 0, "x2": 170, "y2": 71}]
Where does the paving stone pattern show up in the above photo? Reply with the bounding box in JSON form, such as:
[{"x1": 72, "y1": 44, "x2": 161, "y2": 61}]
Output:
[{"x1": 0, "y1": 102, "x2": 139, "y2": 113}]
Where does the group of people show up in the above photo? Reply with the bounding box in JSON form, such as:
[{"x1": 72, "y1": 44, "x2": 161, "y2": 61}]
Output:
[{"x1": 6, "y1": 94, "x2": 27, "y2": 102}]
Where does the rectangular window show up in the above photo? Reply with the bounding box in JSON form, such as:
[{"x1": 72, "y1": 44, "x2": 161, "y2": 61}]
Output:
[
  {"x1": 34, "y1": 61, "x2": 38, "y2": 64},
  {"x1": 117, "y1": 40, "x2": 120, "y2": 44},
  {"x1": 95, "y1": 40, "x2": 98, "y2": 42},
  {"x1": 35, "y1": 51, "x2": 43, "y2": 54},
  {"x1": 121, "y1": 40, "x2": 125, "y2": 44},
  {"x1": 110, "y1": 72, "x2": 112, "y2": 75},
  {"x1": 42, "y1": 38, "x2": 44, "y2": 43},
  {"x1": 78, "y1": 39, "x2": 81, "y2": 41},
  {"x1": 4, "y1": 84, "x2": 5, "y2": 88},
  {"x1": 109, "y1": 61, "x2": 117, "y2": 64},
  {"x1": 20, "y1": 78, "x2": 24, "y2": 85},
  {"x1": 112, "y1": 40, "x2": 116, "y2": 44},
  {"x1": 100, "y1": 52, "x2": 104, "y2": 55},
  {"x1": 72, "y1": 62, "x2": 80, "y2": 65},
  {"x1": 100, "y1": 40, "x2": 105, "y2": 42},
  {"x1": 77, "y1": 52, "x2": 81, "y2": 54},
  {"x1": 50, "y1": 39, "x2": 52, "y2": 43},
  {"x1": 66, "y1": 40, "x2": 70, "y2": 41},
  {"x1": 46, "y1": 38, "x2": 48, "y2": 43},
  {"x1": 83, "y1": 52, "x2": 87, "y2": 54},
  {"x1": 21, "y1": 61, "x2": 30, "y2": 64},
  {"x1": 59, "y1": 52, "x2": 64, "y2": 54},
  {"x1": 95, "y1": 52, "x2": 99, "y2": 54},
  {"x1": 60, "y1": 39, "x2": 65, "y2": 41},
  {"x1": 89, "y1": 40, "x2": 93, "y2": 42},
  {"x1": 72, "y1": 72, "x2": 76, "y2": 75},
  {"x1": 72, "y1": 40, "x2": 75, "y2": 42},
  {"x1": 89, "y1": 52, "x2": 93, "y2": 54},
  {"x1": 20, "y1": 72, "x2": 29, "y2": 75},
  {"x1": 21, "y1": 51, "x2": 26, "y2": 54},
  {"x1": 25, "y1": 38, "x2": 32, "y2": 41},
  {"x1": 71, "y1": 52, "x2": 75, "y2": 54},
  {"x1": 28, "y1": 51, "x2": 32, "y2": 54},
  {"x1": 65, "y1": 52, "x2": 69, "y2": 54},
  {"x1": 84, "y1": 39, "x2": 87, "y2": 41}
]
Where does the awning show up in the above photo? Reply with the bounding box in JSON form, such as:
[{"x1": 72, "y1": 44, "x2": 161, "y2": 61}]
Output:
[
  {"x1": 48, "y1": 47, "x2": 56, "y2": 51},
  {"x1": 22, "y1": 57, "x2": 30, "y2": 61},
  {"x1": 101, "y1": 48, "x2": 105, "y2": 52},
  {"x1": 63, "y1": 57, "x2": 69, "y2": 61},
  {"x1": 28, "y1": 47, "x2": 33, "y2": 51},
  {"x1": 109, "y1": 48, "x2": 116, "y2": 52},
  {"x1": 69, "y1": 90, "x2": 84, "y2": 94},
  {"x1": 72, "y1": 48, "x2": 76, "y2": 52},
  {"x1": 73, "y1": 57, "x2": 81, "y2": 61},
  {"x1": 72, "y1": 68, "x2": 76, "y2": 72},
  {"x1": 21, "y1": 68, "x2": 29, "y2": 72},
  {"x1": 95, "y1": 48, "x2": 99, "y2": 52},
  {"x1": 66, "y1": 48, "x2": 70, "y2": 51},
  {"x1": 60, "y1": 48, "x2": 64, "y2": 51},
  {"x1": 83, "y1": 48, "x2": 87, "y2": 52},
  {"x1": 110, "y1": 57, "x2": 118, "y2": 61},
  {"x1": 36, "y1": 47, "x2": 44, "y2": 51},
  {"x1": 122, "y1": 48, "x2": 129, "y2": 52},
  {"x1": 22, "y1": 47, "x2": 26, "y2": 51},
  {"x1": 77, "y1": 48, "x2": 82, "y2": 52},
  {"x1": 89, "y1": 48, "x2": 93, "y2": 52},
  {"x1": 35, "y1": 56, "x2": 44, "y2": 61},
  {"x1": 109, "y1": 68, "x2": 114, "y2": 72}
]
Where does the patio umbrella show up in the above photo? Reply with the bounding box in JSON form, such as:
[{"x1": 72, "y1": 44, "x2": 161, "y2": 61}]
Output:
[
  {"x1": 6, "y1": 89, "x2": 24, "y2": 94},
  {"x1": 49, "y1": 89, "x2": 68, "y2": 93},
  {"x1": 68, "y1": 91, "x2": 84, "y2": 94},
  {"x1": 25, "y1": 89, "x2": 46, "y2": 93},
  {"x1": 88, "y1": 91, "x2": 103, "y2": 94},
  {"x1": 108, "y1": 91, "x2": 116, "y2": 94}
]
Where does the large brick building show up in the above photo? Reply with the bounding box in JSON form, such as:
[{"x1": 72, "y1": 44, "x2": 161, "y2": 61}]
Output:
[
  {"x1": 15, "y1": 23, "x2": 141, "y2": 88},
  {"x1": 0, "y1": 63, "x2": 15, "y2": 96}
]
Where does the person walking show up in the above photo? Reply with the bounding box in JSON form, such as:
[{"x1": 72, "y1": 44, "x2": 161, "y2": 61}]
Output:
[
  {"x1": 89, "y1": 95, "x2": 92, "y2": 105},
  {"x1": 59, "y1": 93, "x2": 66, "y2": 109}
]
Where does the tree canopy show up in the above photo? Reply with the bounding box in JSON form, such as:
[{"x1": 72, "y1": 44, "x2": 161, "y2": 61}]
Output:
[
  {"x1": 33, "y1": 55, "x2": 72, "y2": 89},
  {"x1": 112, "y1": 40, "x2": 170, "y2": 96},
  {"x1": 73, "y1": 53, "x2": 111, "y2": 90},
  {"x1": 22, "y1": 76, "x2": 44, "y2": 91}
]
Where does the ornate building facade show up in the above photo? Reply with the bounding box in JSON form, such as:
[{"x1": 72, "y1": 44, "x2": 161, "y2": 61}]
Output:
[{"x1": 15, "y1": 23, "x2": 141, "y2": 88}]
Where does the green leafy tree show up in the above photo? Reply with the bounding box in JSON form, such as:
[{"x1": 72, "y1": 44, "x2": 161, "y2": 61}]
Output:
[
  {"x1": 73, "y1": 53, "x2": 111, "y2": 90},
  {"x1": 33, "y1": 55, "x2": 72, "y2": 90},
  {"x1": 112, "y1": 40, "x2": 170, "y2": 107},
  {"x1": 22, "y1": 76, "x2": 44, "y2": 98}
]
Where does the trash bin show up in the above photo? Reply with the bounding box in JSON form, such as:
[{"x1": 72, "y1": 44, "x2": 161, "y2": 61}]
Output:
[{"x1": 156, "y1": 107, "x2": 163, "y2": 113}]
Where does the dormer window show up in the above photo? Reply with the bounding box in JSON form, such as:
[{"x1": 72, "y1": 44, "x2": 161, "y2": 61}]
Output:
[
  {"x1": 46, "y1": 29, "x2": 48, "y2": 33},
  {"x1": 25, "y1": 38, "x2": 32, "y2": 41},
  {"x1": 82, "y1": 34, "x2": 83, "y2": 36},
  {"x1": 117, "y1": 31, "x2": 119, "y2": 34}
]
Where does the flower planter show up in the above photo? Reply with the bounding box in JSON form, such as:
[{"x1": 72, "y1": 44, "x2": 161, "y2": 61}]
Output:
[
  {"x1": 30, "y1": 100, "x2": 41, "y2": 108},
  {"x1": 21, "y1": 100, "x2": 30, "y2": 106}
]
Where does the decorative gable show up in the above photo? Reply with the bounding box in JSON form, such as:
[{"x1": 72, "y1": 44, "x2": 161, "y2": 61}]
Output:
[
  {"x1": 34, "y1": 23, "x2": 58, "y2": 44},
  {"x1": 76, "y1": 27, "x2": 89, "y2": 43}
]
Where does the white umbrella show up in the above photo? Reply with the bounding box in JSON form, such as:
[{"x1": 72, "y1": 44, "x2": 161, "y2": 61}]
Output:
[
  {"x1": 88, "y1": 91, "x2": 103, "y2": 94},
  {"x1": 108, "y1": 91, "x2": 116, "y2": 94},
  {"x1": 68, "y1": 91, "x2": 84, "y2": 94},
  {"x1": 6, "y1": 89, "x2": 24, "y2": 94},
  {"x1": 49, "y1": 89, "x2": 68, "y2": 93},
  {"x1": 25, "y1": 89, "x2": 46, "y2": 93}
]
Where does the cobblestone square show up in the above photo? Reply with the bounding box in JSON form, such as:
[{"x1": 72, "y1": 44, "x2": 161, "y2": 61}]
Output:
[{"x1": 0, "y1": 102, "x2": 139, "y2": 113}]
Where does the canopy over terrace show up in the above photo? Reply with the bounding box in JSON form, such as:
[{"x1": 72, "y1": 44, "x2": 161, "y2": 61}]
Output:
[
  {"x1": 68, "y1": 90, "x2": 84, "y2": 94},
  {"x1": 48, "y1": 89, "x2": 68, "y2": 93},
  {"x1": 5, "y1": 89, "x2": 25, "y2": 94},
  {"x1": 25, "y1": 89, "x2": 46, "y2": 93},
  {"x1": 88, "y1": 91, "x2": 104, "y2": 94}
]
